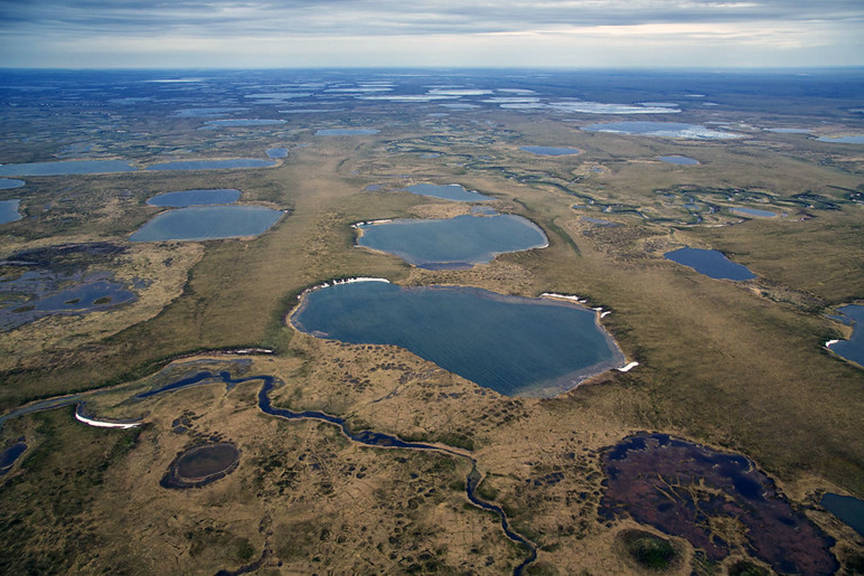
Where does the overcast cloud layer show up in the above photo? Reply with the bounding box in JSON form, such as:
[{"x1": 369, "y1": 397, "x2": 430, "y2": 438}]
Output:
[{"x1": 1, "y1": 0, "x2": 862, "y2": 68}]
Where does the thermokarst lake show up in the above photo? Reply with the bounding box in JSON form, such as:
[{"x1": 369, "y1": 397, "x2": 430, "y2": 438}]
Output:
[
  {"x1": 584, "y1": 121, "x2": 741, "y2": 140},
  {"x1": 146, "y1": 188, "x2": 242, "y2": 207},
  {"x1": 658, "y1": 155, "x2": 699, "y2": 165},
  {"x1": 355, "y1": 213, "x2": 548, "y2": 268},
  {"x1": 520, "y1": 146, "x2": 581, "y2": 156},
  {"x1": 146, "y1": 158, "x2": 276, "y2": 171},
  {"x1": 403, "y1": 183, "x2": 491, "y2": 202},
  {"x1": 826, "y1": 304, "x2": 864, "y2": 367},
  {"x1": 664, "y1": 246, "x2": 756, "y2": 281},
  {"x1": 0, "y1": 199, "x2": 21, "y2": 224},
  {"x1": 0, "y1": 178, "x2": 25, "y2": 190},
  {"x1": 130, "y1": 205, "x2": 282, "y2": 242},
  {"x1": 291, "y1": 280, "x2": 627, "y2": 397},
  {"x1": 0, "y1": 159, "x2": 136, "y2": 176},
  {"x1": 316, "y1": 128, "x2": 380, "y2": 136}
]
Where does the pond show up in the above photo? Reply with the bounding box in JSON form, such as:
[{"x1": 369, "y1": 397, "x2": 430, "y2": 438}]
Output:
[
  {"x1": 0, "y1": 178, "x2": 25, "y2": 190},
  {"x1": 658, "y1": 155, "x2": 699, "y2": 165},
  {"x1": 583, "y1": 122, "x2": 741, "y2": 140},
  {"x1": 733, "y1": 206, "x2": 777, "y2": 218},
  {"x1": 291, "y1": 281, "x2": 626, "y2": 397},
  {"x1": 827, "y1": 304, "x2": 864, "y2": 367},
  {"x1": 0, "y1": 159, "x2": 136, "y2": 176},
  {"x1": 130, "y1": 206, "x2": 282, "y2": 242},
  {"x1": 403, "y1": 183, "x2": 491, "y2": 202},
  {"x1": 0, "y1": 441, "x2": 27, "y2": 476},
  {"x1": 817, "y1": 135, "x2": 864, "y2": 144},
  {"x1": 161, "y1": 442, "x2": 240, "y2": 489},
  {"x1": 664, "y1": 247, "x2": 755, "y2": 281},
  {"x1": 601, "y1": 433, "x2": 837, "y2": 576},
  {"x1": 820, "y1": 493, "x2": 864, "y2": 537},
  {"x1": 316, "y1": 128, "x2": 380, "y2": 136},
  {"x1": 266, "y1": 148, "x2": 288, "y2": 159},
  {"x1": 520, "y1": 146, "x2": 581, "y2": 156},
  {"x1": 0, "y1": 199, "x2": 21, "y2": 224},
  {"x1": 203, "y1": 119, "x2": 285, "y2": 127},
  {"x1": 356, "y1": 213, "x2": 548, "y2": 269},
  {"x1": 147, "y1": 189, "x2": 241, "y2": 207},
  {"x1": 146, "y1": 159, "x2": 276, "y2": 171}
]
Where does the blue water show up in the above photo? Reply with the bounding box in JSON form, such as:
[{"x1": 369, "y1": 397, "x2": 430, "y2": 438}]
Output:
[
  {"x1": 357, "y1": 214, "x2": 547, "y2": 268},
  {"x1": 821, "y1": 493, "x2": 864, "y2": 536},
  {"x1": 734, "y1": 206, "x2": 777, "y2": 218},
  {"x1": 0, "y1": 159, "x2": 136, "y2": 176},
  {"x1": 0, "y1": 178, "x2": 25, "y2": 190},
  {"x1": 767, "y1": 128, "x2": 811, "y2": 134},
  {"x1": 817, "y1": 135, "x2": 864, "y2": 144},
  {"x1": 520, "y1": 146, "x2": 581, "y2": 156},
  {"x1": 665, "y1": 247, "x2": 755, "y2": 281},
  {"x1": 659, "y1": 155, "x2": 699, "y2": 165},
  {"x1": 583, "y1": 122, "x2": 739, "y2": 140},
  {"x1": 266, "y1": 148, "x2": 288, "y2": 158},
  {"x1": 830, "y1": 305, "x2": 864, "y2": 367},
  {"x1": 146, "y1": 159, "x2": 276, "y2": 171},
  {"x1": 0, "y1": 199, "x2": 21, "y2": 224},
  {"x1": 0, "y1": 442, "x2": 26, "y2": 475},
  {"x1": 147, "y1": 189, "x2": 241, "y2": 207},
  {"x1": 404, "y1": 183, "x2": 491, "y2": 202},
  {"x1": 292, "y1": 282, "x2": 625, "y2": 397},
  {"x1": 130, "y1": 205, "x2": 282, "y2": 242},
  {"x1": 204, "y1": 119, "x2": 284, "y2": 127},
  {"x1": 316, "y1": 128, "x2": 380, "y2": 136}
]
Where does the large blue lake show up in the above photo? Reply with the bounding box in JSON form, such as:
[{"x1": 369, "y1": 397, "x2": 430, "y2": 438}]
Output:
[
  {"x1": 404, "y1": 183, "x2": 491, "y2": 202},
  {"x1": 291, "y1": 281, "x2": 626, "y2": 397},
  {"x1": 521, "y1": 146, "x2": 581, "y2": 156},
  {"x1": 0, "y1": 159, "x2": 136, "y2": 176},
  {"x1": 146, "y1": 159, "x2": 276, "y2": 171},
  {"x1": 665, "y1": 247, "x2": 755, "y2": 281},
  {"x1": 829, "y1": 305, "x2": 864, "y2": 367},
  {"x1": 584, "y1": 122, "x2": 741, "y2": 140},
  {"x1": 147, "y1": 189, "x2": 241, "y2": 207},
  {"x1": 357, "y1": 214, "x2": 547, "y2": 268},
  {"x1": 130, "y1": 206, "x2": 282, "y2": 242},
  {"x1": 821, "y1": 493, "x2": 864, "y2": 536},
  {"x1": 0, "y1": 199, "x2": 21, "y2": 224},
  {"x1": 0, "y1": 178, "x2": 25, "y2": 190}
]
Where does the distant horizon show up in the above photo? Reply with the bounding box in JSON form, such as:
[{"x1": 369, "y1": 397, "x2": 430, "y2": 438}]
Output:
[{"x1": 2, "y1": 66, "x2": 864, "y2": 72}]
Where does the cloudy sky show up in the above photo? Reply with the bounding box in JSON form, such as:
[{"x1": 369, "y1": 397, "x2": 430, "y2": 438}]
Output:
[{"x1": 1, "y1": 0, "x2": 862, "y2": 68}]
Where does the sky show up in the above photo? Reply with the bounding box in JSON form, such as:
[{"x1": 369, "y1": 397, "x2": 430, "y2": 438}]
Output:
[{"x1": 0, "y1": 0, "x2": 862, "y2": 69}]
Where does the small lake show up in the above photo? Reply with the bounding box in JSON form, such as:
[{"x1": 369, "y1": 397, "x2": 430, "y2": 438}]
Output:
[
  {"x1": 584, "y1": 122, "x2": 741, "y2": 140},
  {"x1": 0, "y1": 159, "x2": 136, "y2": 176},
  {"x1": 266, "y1": 148, "x2": 288, "y2": 159},
  {"x1": 356, "y1": 214, "x2": 547, "y2": 268},
  {"x1": 0, "y1": 199, "x2": 21, "y2": 224},
  {"x1": 733, "y1": 206, "x2": 777, "y2": 218},
  {"x1": 292, "y1": 281, "x2": 625, "y2": 397},
  {"x1": 0, "y1": 441, "x2": 27, "y2": 475},
  {"x1": 821, "y1": 493, "x2": 864, "y2": 537},
  {"x1": 828, "y1": 305, "x2": 864, "y2": 367},
  {"x1": 146, "y1": 159, "x2": 276, "y2": 171},
  {"x1": 520, "y1": 146, "x2": 581, "y2": 156},
  {"x1": 659, "y1": 155, "x2": 699, "y2": 165},
  {"x1": 817, "y1": 135, "x2": 864, "y2": 144},
  {"x1": 404, "y1": 183, "x2": 491, "y2": 202},
  {"x1": 316, "y1": 128, "x2": 380, "y2": 136},
  {"x1": 147, "y1": 189, "x2": 241, "y2": 207},
  {"x1": 665, "y1": 247, "x2": 755, "y2": 281},
  {"x1": 203, "y1": 119, "x2": 285, "y2": 127},
  {"x1": 130, "y1": 205, "x2": 282, "y2": 242},
  {"x1": 0, "y1": 178, "x2": 25, "y2": 190}
]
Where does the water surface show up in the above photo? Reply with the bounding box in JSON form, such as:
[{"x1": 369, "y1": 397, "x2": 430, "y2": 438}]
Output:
[
  {"x1": 0, "y1": 199, "x2": 21, "y2": 224},
  {"x1": 292, "y1": 281, "x2": 625, "y2": 397},
  {"x1": 204, "y1": 119, "x2": 285, "y2": 127},
  {"x1": 817, "y1": 135, "x2": 864, "y2": 144},
  {"x1": 316, "y1": 128, "x2": 379, "y2": 136},
  {"x1": 659, "y1": 155, "x2": 699, "y2": 165},
  {"x1": 665, "y1": 247, "x2": 755, "y2": 281},
  {"x1": 733, "y1": 206, "x2": 777, "y2": 218},
  {"x1": 0, "y1": 441, "x2": 26, "y2": 475},
  {"x1": 821, "y1": 493, "x2": 864, "y2": 536},
  {"x1": 357, "y1": 214, "x2": 547, "y2": 268},
  {"x1": 0, "y1": 159, "x2": 136, "y2": 176},
  {"x1": 266, "y1": 148, "x2": 288, "y2": 159},
  {"x1": 404, "y1": 183, "x2": 491, "y2": 202},
  {"x1": 584, "y1": 122, "x2": 741, "y2": 140},
  {"x1": 828, "y1": 305, "x2": 864, "y2": 367},
  {"x1": 0, "y1": 179, "x2": 25, "y2": 190},
  {"x1": 520, "y1": 146, "x2": 581, "y2": 156},
  {"x1": 147, "y1": 189, "x2": 241, "y2": 207},
  {"x1": 130, "y1": 206, "x2": 282, "y2": 242},
  {"x1": 146, "y1": 159, "x2": 276, "y2": 171}
]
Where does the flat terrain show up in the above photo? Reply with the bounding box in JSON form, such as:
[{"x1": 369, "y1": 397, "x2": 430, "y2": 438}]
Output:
[{"x1": 1, "y1": 70, "x2": 862, "y2": 575}]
